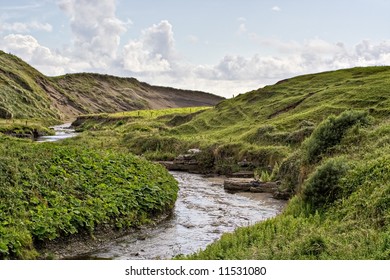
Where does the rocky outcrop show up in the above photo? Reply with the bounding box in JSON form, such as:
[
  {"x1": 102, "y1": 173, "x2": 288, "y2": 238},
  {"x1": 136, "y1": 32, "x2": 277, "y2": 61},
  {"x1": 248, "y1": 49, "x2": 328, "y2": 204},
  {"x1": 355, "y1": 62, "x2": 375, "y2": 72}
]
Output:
[
  {"x1": 223, "y1": 178, "x2": 254, "y2": 192},
  {"x1": 224, "y1": 178, "x2": 284, "y2": 198},
  {"x1": 159, "y1": 149, "x2": 202, "y2": 173},
  {"x1": 230, "y1": 171, "x2": 254, "y2": 178},
  {"x1": 250, "y1": 181, "x2": 279, "y2": 193}
]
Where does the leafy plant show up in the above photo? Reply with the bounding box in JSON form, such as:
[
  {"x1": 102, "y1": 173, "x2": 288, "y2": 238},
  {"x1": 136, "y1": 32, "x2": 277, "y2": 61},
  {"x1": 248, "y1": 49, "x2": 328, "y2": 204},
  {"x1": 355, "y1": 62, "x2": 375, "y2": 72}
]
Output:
[{"x1": 0, "y1": 138, "x2": 178, "y2": 259}]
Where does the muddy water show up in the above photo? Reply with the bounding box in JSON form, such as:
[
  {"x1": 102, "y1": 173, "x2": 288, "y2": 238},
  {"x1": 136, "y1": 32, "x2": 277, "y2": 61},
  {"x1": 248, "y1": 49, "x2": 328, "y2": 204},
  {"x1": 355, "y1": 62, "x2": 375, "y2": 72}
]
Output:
[
  {"x1": 74, "y1": 171, "x2": 286, "y2": 260},
  {"x1": 36, "y1": 123, "x2": 78, "y2": 142}
]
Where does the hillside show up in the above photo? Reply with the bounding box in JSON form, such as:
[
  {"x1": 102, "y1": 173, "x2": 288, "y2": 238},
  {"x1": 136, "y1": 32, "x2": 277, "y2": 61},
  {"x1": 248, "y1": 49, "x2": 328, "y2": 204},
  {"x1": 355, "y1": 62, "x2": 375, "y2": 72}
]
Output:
[
  {"x1": 0, "y1": 51, "x2": 223, "y2": 120},
  {"x1": 73, "y1": 66, "x2": 390, "y2": 170},
  {"x1": 72, "y1": 66, "x2": 390, "y2": 259}
]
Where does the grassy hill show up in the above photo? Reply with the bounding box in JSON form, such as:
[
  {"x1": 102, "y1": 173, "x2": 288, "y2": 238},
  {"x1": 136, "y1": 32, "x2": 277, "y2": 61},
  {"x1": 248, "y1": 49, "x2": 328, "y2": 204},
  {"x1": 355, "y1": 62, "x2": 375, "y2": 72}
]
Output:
[
  {"x1": 72, "y1": 66, "x2": 390, "y2": 259},
  {"x1": 73, "y1": 66, "x2": 390, "y2": 171},
  {"x1": 0, "y1": 50, "x2": 223, "y2": 121}
]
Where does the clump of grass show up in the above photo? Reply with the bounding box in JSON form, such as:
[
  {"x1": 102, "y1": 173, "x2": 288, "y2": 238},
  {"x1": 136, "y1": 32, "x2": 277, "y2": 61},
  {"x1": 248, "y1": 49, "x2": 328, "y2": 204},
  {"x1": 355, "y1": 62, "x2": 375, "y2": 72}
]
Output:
[
  {"x1": 302, "y1": 110, "x2": 368, "y2": 164},
  {"x1": 302, "y1": 157, "x2": 350, "y2": 210}
]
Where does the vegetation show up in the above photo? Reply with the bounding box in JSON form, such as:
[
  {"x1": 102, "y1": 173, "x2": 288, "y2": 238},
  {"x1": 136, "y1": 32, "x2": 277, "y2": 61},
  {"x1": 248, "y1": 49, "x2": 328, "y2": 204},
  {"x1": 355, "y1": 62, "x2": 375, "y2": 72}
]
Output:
[
  {"x1": 179, "y1": 154, "x2": 390, "y2": 259},
  {"x1": 0, "y1": 50, "x2": 223, "y2": 120},
  {"x1": 0, "y1": 137, "x2": 178, "y2": 259},
  {"x1": 0, "y1": 119, "x2": 55, "y2": 138},
  {"x1": 71, "y1": 66, "x2": 390, "y2": 260},
  {"x1": 2, "y1": 62, "x2": 390, "y2": 260}
]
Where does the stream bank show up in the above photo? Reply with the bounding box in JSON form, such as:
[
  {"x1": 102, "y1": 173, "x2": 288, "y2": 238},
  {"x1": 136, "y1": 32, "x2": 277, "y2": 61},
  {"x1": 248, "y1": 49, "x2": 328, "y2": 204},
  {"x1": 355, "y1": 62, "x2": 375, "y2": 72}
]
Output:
[{"x1": 64, "y1": 171, "x2": 286, "y2": 260}]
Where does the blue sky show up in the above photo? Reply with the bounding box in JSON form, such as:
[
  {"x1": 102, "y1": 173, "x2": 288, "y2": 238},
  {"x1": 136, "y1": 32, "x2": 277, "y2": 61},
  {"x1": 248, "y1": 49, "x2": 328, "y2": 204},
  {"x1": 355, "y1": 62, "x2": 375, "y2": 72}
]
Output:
[{"x1": 1, "y1": 0, "x2": 390, "y2": 97}]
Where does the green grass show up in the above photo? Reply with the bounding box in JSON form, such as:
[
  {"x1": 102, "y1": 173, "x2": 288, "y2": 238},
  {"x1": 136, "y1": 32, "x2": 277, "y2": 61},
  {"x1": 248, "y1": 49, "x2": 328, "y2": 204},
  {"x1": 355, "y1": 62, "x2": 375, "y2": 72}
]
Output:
[
  {"x1": 71, "y1": 66, "x2": 390, "y2": 259},
  {"x1": 0, "y1": 51, "x2": 61, "y2": 120}
]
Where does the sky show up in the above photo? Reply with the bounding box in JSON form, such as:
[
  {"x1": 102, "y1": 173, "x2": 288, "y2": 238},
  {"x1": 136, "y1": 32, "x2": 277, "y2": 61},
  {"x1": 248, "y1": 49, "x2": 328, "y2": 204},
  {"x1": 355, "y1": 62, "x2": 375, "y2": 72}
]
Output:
[{"x1": 1, "y1": 0, "x2": 390, "y2": 98}]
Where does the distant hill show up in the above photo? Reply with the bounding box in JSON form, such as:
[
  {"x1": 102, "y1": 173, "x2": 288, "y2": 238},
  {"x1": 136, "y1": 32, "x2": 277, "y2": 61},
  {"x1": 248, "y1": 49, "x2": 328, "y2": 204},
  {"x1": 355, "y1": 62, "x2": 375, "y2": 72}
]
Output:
[
  {"x1": 0, "y1": 51, "x2": 224, "y2": 120},
  {"x1": 174, "y1": 66, "x2": 390, "y2": 141}
]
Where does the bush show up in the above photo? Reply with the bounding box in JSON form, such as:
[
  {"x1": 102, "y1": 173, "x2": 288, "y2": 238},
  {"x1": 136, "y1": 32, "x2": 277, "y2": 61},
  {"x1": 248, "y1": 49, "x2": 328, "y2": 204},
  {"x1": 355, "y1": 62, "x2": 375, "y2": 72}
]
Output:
[
  {"x1": 195, "y1": 147, "x2": 216, "y2": 174},
  {"x1": 126, "y1": 135, "x2": 188, "y2": 157},
  {"x1": 277, "y1": 152, "x2": 303, "y2": 194},
  {"x1": 302, "y1": 110, "x2": 368, "y2": 163},
  {"x1": 302, "y1": 157, "x2": 349, "y2": 210},
  {"x1": 286, "y1": 126, "x2": 314, "y2": 145}
]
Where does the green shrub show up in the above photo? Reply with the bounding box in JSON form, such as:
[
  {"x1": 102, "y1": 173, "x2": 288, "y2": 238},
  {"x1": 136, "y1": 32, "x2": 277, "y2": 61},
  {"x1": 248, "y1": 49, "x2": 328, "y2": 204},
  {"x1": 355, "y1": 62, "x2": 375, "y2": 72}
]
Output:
[
  {"x1": 126, "y1": 135, "x2": 188, "y2": 157},
  {"x1": 287, "y1": 126, "x2": 314, "y2": 145},
  {"x1": 195, "y1": 147, "x2": 216, "y2": 173},
  {"x1": 299, "y1": 234, "x2": 328, "y2": 258},
  {"x1": 302, "y1": 157, "x2": 349, "y2": 210},
  {"x1": 277, "y1": 152, "x2": 303, "y2": 194},
  {"x1": 335, "y1": 155, "x2": 390, "y2": 229},
  {"x1": 302, "y1": 110, "x2": 368, "y2": 163}
]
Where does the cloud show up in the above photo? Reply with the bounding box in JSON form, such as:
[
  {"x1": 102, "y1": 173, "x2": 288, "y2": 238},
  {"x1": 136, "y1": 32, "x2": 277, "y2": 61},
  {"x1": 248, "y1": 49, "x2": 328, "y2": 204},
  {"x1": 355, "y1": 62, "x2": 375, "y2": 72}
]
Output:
[
  {"x1": 0, "y1": 34, "x2": 71, "y2": 75},
  {"x1": 58, "y1": 0, "x2": 131, "y2": 68},
  {"x1": 193, "y1": 39, "x2": 390, "y2": 85},
  {"x1": 272, "y1": 6, "x2": 281, "y2": 12},
  {"x1": 122, "y1": 20, "x2": 175, "y2": 73},
  {"x1": 237, "y1": 23, "x2": 247, "y2": 35},
  {"x1": 236, "y1": 17, "x2": 247, "y2": 35},
  {"x1": 1, "y1": 3, "x2": 42, "y2": 11},
  {"x1": 186, "y1": 35, "x2": 199, "y2": 44},
  {"x1": 0, "y1": 21, "x2": 53, "y2": 33},
  {"x1": 2, "y1": 0, "x2": 390, "y2": 99}
]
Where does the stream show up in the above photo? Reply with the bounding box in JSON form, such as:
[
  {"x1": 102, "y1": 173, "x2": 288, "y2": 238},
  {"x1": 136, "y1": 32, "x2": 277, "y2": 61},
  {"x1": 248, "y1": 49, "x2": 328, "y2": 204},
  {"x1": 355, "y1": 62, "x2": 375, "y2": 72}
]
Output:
[
  {"x1": 36, "y1": 122, "x2": 78, "y2": 142},
  {"x1": 75, "y1": 172, "x2": 286, "y2": 260},
  {"x1": 38, "y1": 124, "x2": 286, "y2": 259}
]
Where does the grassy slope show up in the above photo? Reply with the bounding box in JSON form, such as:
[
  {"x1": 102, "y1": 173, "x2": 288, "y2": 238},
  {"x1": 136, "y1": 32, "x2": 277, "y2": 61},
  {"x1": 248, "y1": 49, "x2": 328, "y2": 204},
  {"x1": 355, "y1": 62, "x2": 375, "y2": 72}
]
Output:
[
  {"x1": 0, "y1": 50, "x2": 223, "y2": 121},
  {"x1": 0, "y1": 52, "x2": 62, "y2": 120},
  {"x1": 180, "y1": 67, "x2": 390, "y2": 259},
  {"x1": 73, "y1": 66, "x2": 390, "y2": 259}
]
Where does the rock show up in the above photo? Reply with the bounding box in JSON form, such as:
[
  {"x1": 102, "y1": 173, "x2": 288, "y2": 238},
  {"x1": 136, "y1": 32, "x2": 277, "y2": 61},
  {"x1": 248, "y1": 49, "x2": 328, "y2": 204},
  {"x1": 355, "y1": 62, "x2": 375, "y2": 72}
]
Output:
[
  {"x1": 187, "y1": 148, "x2": 201, "y2": 154},
  {"x1": 273, "y1": 190, "x2": 292, "y2": 200},
  {"x1": 223, "y1": 178, "x2": 255, "y2": 192},
  {"x1": 249, "y1": 182, "x2": 278, "y2": 193},
  {"x1": 224, "y1": 178, "x2": 282, "y2": 196},
  {"x1": 157, "y1": 161, "x2": 200, "y2": 172},
  {"x1": 231, "y1": 171, "x2": 254, "y2": 178}
]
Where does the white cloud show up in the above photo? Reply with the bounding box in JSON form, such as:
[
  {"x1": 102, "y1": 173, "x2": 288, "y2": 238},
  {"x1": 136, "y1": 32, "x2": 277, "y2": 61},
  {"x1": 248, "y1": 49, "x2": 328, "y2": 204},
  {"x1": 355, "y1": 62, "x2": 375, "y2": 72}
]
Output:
[
  {"x1": 186, "y1": 35, "x2": 199, "y2": 44},
  {"x1": 236, "y1": 17, "x2": 247, "y2": 35},
  {"x1": 193, "y1": 39, "x2": 390, "y2": 87},
  {"x1": 58, "y1": 0, "x2": 131, "y2": 68},
  {"x1": 1, "y1": 3, "x2": 42, "y2": 11},
  {"x1": 272, "y1": 6, "x2": 281, "y2": 12},
  {"x1": 237, "y1": 23, "x2": 247, "y2": 35},
  {"x1": 2, "y1": 0, "x2": 390, "y2": 99},
  {"x1": 0, "y1": 34, "x2": 70, "y2": 75},
  {"x1": 0, "y1": 21, "x2": 53, "y2": 33},
  {"x1": 122, "y1": 20, "x2": 175, "y2": 73}
]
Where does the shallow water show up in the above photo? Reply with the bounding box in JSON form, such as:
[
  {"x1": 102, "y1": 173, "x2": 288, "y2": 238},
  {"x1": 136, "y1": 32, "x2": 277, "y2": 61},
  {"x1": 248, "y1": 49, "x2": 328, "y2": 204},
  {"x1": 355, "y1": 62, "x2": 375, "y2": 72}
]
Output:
[
  {"x1": 36, "y1": 123, "x2": 78, "y2": 142},
  {"x1": 73, "y1": 171, "x2": 286, "y2": 260}
]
